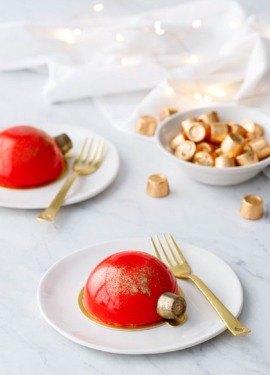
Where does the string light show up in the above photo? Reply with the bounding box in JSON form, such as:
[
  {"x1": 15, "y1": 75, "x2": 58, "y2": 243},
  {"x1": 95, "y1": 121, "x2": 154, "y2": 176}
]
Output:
[
  {"x1": 116, "y1": 33, "x2": 125, "y2": 42},
  {"x1": 93, "y1": 3, "x2": 104, "y2": 12},
  {"x1": 186, "y1": 54, "x2": 199, "y2": 64},
  {"x1": 121, "y1": 57, "x2": 129, "y2": 66},
  {"x1": 49, "y1": 11, "x2": 239, "y2": 106},
  {"x1": 208, "y1": 87, "x2": 225, "y2": 98},
  {"x1": 203, "y1": 95, "x2": 212, "y2": 102},
  {"x1": 56, "y1": 28, "x2": 77, "y2": 44},
  {"x1": 154, "y1": 20, "x2": 165, "y2": 35},
  {"x1": 192, "y1": 19, "x2": 202, "y2": 28},
  {"x1": 73, "y1": 29, "x2": 82, "y2": 36},
  {"x1": 155, "y1": 28, "x2": 165, "y2": 35},
  {"x1": 154, "y1": 20, "x2": 161, "y2": 29},
  {"x1": 228, "y1": 20, "x2": 241, "y2": 29},
  {"x1": 164, "y1": 86, "x2": 175, "y2": 95}
]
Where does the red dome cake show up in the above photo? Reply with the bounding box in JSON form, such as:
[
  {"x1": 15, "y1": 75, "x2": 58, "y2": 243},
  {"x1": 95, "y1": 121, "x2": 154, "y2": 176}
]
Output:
[
  {"x1": 0, "y1": 125, "x2": 65, "y2": 188},
  {"x1": 82, "y1": 251, "x2": 180, "y2": 327}
]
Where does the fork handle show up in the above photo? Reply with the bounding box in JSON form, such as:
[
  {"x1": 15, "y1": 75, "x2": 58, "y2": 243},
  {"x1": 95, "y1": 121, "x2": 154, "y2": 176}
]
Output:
[
  {"x1": 37, "y1": 171, "x2": 79, "y2": 222},
  {"x1": 188, "y1": 274, "x2": 251, "y2": 336}
]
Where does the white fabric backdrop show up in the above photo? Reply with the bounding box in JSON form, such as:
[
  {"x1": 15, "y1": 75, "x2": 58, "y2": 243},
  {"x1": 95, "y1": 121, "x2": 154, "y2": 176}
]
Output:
[{"x1": 1, "y1": 0, "x2": 270, "y2": 157}]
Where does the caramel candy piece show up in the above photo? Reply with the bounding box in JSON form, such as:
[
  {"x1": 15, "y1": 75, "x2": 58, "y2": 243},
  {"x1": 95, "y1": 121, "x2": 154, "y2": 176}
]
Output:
[
  {"x1": 160, "y1": 108, "x2": 178, "y2": 122},
  {"x1": 54, "y1": 133, "x2": 73, "y2": 155},
  {"x1": 248, "y1": 137, "x2": 269, "y2": 153},
  {"x1": 193, "y1": 151, "x2": 214, "y2": 166},
  {"x1": 240, "y1": 195, "x2": 263, "y2": 220},
  {"x1": 210, "y1": 123, "x2": 229, "y2": 143},
  {"x1": 241, "y1": 120, "x2": 264, "y2": 138},
  {"x1": 236, "y1": 150, "x2": 258, "y2": 166},
  {"x1": 227, "y1": 122, "x2": 247, "y2": 137},
  {"x1": 170, "y1": 133, "x2": 186, "y2": 150},
  {"x1": 181, "y1": 118, "x2": 198, "y2": 134},
  {"x1": 157, "y1": 292, "x2": 186, "y2": 320},
  {"x1": 136, "y1": 115, "x2": 157, "y2": 136},
  {"x1": 215, "y1": 155, "x2": 236, "y2": 168},
  {"x1": 214, "y1": 148, "x2": 223, "y2": 157},
  {"x1": 221, "y1": 134, "x2": 244, "y2": 157},
  {"x1": 198, "y1": 111, "x2": 219, "y2": 124},
  {"x1": 256, "y1": 146, "x2": 270, "y2": 160},
  {"x1": 186, "y1": 123, "x2": 206, "y2": 142},
  {"x1": 196, "y1": 142, "x2": 213, "y2": 153},
  {"x1": 174, "y1": 141, "x2": 196, "y2": 161},
  {"x1": 147, "y1": 174, "x2": 169, "y2": 197}
]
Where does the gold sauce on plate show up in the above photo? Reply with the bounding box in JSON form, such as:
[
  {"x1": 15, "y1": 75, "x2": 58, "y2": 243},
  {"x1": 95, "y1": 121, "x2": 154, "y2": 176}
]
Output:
[{"x1": 78, "y1": 287, "x2": 187, "y2": 330}]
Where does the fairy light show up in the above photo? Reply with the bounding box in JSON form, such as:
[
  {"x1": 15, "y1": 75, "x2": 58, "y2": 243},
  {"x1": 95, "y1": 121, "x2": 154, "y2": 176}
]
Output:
[
  {"x1": 209, "y1": 87, "x2": 225, "y2": 98},
  {"x1": 155, "y1": 28, "x2": 165, "y2": 35},
  {"x1": 73, "y1": 29, "x2": 82, "y2": 36},
  {"x1": 194, "y1": 92, "x2": 203, "y2": 101},
  {"x1": 186, "y1": 54, "x2": 199, "y2": 64},
  {"x1": 154, "y1": 20, "x2": 161, "y2": 29},
  {"x1": 121, "y1": 57, "x2": 129, "y2": 66},
  {"x1": 164, "y1": 86, "x2": 175, "y2": 95},
  {"x1": 50, "y1": 10, "x2": 241, "y2": 107},
  {"x1": 192, "y1": 19, "x2": 202, "y2": 28},
  {"x1": 154, "y1": 20, "x2": 165, "y2": 35},
  {"x1": 228, "y1": 20, "x2": 241, "y2": 29},
  {"x1": 93, "y1": 3, "x2": 104, "y2": 12},
  {"x1": 116, "y1": 33, "x2": 125, "y2": 42},
  {"x1": 61, "y1": 28, "x2": 76, "y2": 44},
  {"x1": 203, "y1": 95, "x2": 212, "y2": 102}
]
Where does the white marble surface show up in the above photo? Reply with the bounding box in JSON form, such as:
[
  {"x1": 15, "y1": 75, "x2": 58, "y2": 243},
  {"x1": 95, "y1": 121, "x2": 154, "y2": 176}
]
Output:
[{"x1": 0, "y1": 1, "x2": 270, "y2": 374}]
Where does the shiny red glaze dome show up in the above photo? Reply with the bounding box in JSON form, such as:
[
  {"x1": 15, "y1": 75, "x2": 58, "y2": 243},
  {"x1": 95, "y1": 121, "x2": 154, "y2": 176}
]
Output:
[
  {"x1": 82, "y1": 251, "x2": 179, "y2": 326},
  {"x1": 0, "y1": 126, "x2": 64, "y2": 188}
]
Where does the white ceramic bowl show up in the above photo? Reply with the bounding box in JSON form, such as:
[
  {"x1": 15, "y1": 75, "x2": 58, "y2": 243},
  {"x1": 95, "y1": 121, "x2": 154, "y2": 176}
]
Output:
[{"x1": 157, "y1": 105, "x2": 270, "y2": 186}]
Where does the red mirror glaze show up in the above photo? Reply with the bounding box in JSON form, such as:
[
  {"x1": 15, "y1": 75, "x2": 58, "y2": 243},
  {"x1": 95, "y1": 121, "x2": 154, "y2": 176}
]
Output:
[
  {"x1": 0, "y1": 126, "x2": 64, "y2": 188},
  {"x1": 82, "y1": 251, "x2": 179, "y2": 326}
]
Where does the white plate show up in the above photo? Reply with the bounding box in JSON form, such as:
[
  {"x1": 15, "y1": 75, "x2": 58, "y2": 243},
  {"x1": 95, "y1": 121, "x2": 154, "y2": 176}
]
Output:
[
  {"x1": 37, "y1": 238, "x2": 244, "y2": 355},
  {"x1": 0, "y1": 123, "x2": 119, "y2": 209}
]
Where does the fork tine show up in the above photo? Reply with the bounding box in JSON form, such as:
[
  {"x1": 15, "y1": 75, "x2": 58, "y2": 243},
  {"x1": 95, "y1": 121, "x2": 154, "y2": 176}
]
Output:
[
  {"x1": 81, "y1": 139, "x2": 92, "y2": 163},
  {"x1": 150, "y1": 237, "x2": 161, "y2": 259},
  {"x1": 162, "y1": 233, "x2": 179, "y2": 264},
  {"x1": 168, "y1": 233, "x2": 188, "y2": 264},
  {"x1": 74, "y1": 138, "x2": 88, "y2": 163},
  {"x1": 94, "y1": 140, "x2": 105, "y2": 166},
  {"x1": 150, "y1": 236, "x2": 171, "y2": 266},
  {"x1": 87, "y1": 140, "x2": 100, "y2": 164},
  {"x1": 155, "y1": 236, "x2": 173, "y2": 267}
]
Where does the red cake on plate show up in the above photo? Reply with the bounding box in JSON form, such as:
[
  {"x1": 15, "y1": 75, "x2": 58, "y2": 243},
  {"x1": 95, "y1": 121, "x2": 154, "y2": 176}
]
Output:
[{"x1": 82, "y1": 251, "x2": 180, "y2": 327}]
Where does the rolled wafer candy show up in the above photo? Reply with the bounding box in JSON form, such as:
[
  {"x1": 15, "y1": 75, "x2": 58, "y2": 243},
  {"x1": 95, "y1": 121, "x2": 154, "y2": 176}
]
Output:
[
  {"x1": 54, "y1": 133, "x2": 73, "y2": 155},
  {"x1": 146, "y1": 174, "x2": 169, "y2": 197},
  {"x1": 186, "y1": 123, "x2": 206, "y2": 142},
  {"x1": 198, "y1": 111, "x2": 219, "y2": 124},
  {"x1": 241, "y1": 120, "x2": 264, "y2": 138},
  {"x1": 160, "y1": 108, "x2": 178, "y2": 121},
  {"x1": 221, "y1": 134, "x2": 245, "y2": 157},
  {"x1": 174, "y1": 140, "x2": 196, "y2": 161},
  {"x1": 193, "y1": 151, "x2": 214, "y2": 166},
  {"x1": 210, "y1": 122, "x2": 229, "y2": 143},
  {"x1": 136, "y1": 115, "x2": 157, "y2": 136},
  {"x1": 256, "y1": 146, "x2": 270, "y2": 160},
  {"x1": 170, "y1": 133, "x2": 186, "y2": 150},
  {"x1": 236, "y1": 150, "x2": 258, "y2": 166},
  {"x1": 240, "y1": 195, "x2": 263, "y2": 220},
  {"x1": 157, "y1": 292, "x2": 187, "y2": 320},
  {"x1": 215, "y1": 155, "x2": 236, "y2": 167}
]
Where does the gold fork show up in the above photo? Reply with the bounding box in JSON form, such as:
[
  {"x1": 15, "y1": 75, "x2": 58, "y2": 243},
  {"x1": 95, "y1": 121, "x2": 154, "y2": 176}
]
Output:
[
  {"x1": 151, "y1": 233, "x2": 251, "y2": 336},
  {"x1": 37, "y1": 138, "x2": 105, "y2": 222}
]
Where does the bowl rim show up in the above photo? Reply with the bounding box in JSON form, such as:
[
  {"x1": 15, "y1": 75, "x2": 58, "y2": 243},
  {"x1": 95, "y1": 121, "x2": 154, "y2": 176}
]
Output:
[{"x1": 156, "y1": 104, "x2": 270, "y2": 174}]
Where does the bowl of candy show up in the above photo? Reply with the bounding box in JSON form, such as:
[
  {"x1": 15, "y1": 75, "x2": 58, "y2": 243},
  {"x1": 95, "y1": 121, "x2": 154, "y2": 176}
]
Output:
[{"x1": 157, "y1": 105, "x2": 270, "y2": 186}]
